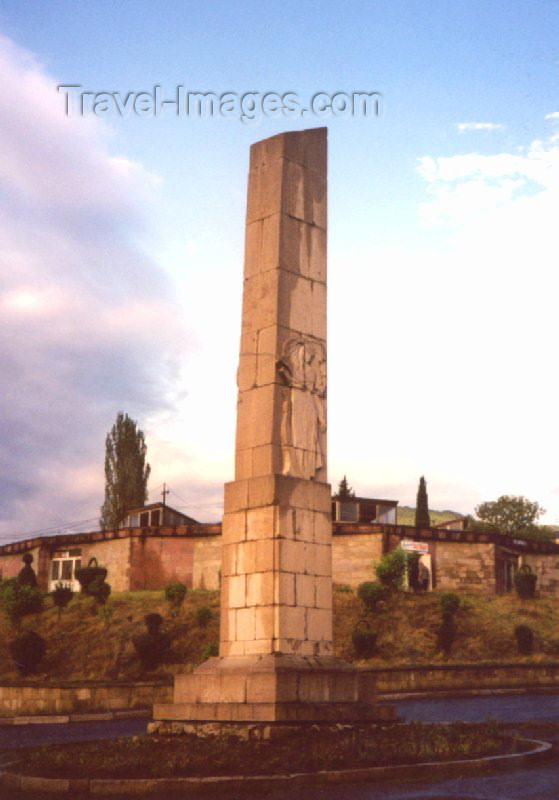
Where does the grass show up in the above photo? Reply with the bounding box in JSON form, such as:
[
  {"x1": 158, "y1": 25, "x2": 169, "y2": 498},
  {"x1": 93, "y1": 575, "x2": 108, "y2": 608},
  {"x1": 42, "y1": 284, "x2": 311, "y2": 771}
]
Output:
[
  {"x1": 396, "y1": 506, "x2": 463, "y2": 526},
  {"x1": 14, "y1": 722, "x2": 518, "y2": 779},
  {"x1": 1, "y1": 585, "x2": 559, "y2": 680}
]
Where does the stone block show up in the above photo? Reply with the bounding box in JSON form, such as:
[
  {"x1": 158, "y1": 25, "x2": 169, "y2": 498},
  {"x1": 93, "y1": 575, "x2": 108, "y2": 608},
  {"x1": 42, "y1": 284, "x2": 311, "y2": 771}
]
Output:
[
  {"x1": 276, "y1": 539, "x2": 306, "y2": 573},
  {"x1": 251, "y1": 444, "x2": 283, "y2": 477},
  {"x1": 228, "y1": 574, "x2": 246, "y2": 609},
  {"x1": 235, "y1": 541, "x2": 257, "y2": 574},
  {"x1": 246, "y1": 157, "x2": 286, "y2": 224},
  {"x1": 296, "y1": 573, "x2": 316, "y2": 607},
  {"x1": 276, "y1": 606, "x2": 306, "y2": 639},
  {"x1": 312, "y1": 282, "x2": 327, "y2": 340},
  {"x1": 254, "y1": 605, "x2": 275, "y2": 639},
  {"x1": 274, "y1": 571, "x2": 295, "y2": 605},
  {"x1": 293, "y1": 508, "x2": 315, "y2": 542},
  {"x1": 241, "y1": 269, "x2": 279, "y2": 334},
  {"x1": 306, "y1": 543, "x2": 331, "y2": 576},
  {"x1": 236, "y1": 384, "x2": 281, "y2": 450},
  {"x1": 316, "y1": 576, "x2": 332, "y2": 609},
  {"x1": 246, "y1": 572, "x2": 274, "y2": 606},
  {"x1": 246, "y1": 505, "x2": 277, "y2": 539},
  {"x1": 234, "y1": 447, "x2": 253, "y2": 480},
  {"x1": 223, "y1": 482, "x2": 248, "y2": 514},
  {"x1": 277, "y1": 272, "x2": 313, "y2": 336},
  {"x1": 255, "y1": 538, "x2": 275, "y2": 572},
  {"x1": 314, "y1": 511, "x2": 332, "y2": 543},
  {"x1": 244, "y1": 219, "x2": 262, "y2": 278},
  {"x1": 306, "y1": 607, "x2": 332, "y2": 642},
  {"x1": 236, "y1": 606, "x2": 256, "y2": 640},
  {"x1": 221, "y1": 543, "x2": 236, "y2": 577},
  {"x1": 260, "y1": 213, "x2": 282, "y2": 272}
]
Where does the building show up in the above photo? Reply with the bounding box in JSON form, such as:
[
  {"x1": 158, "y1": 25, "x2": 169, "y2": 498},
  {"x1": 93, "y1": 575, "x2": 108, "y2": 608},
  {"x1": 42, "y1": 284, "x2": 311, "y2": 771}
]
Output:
[{"x1": 2, "y1": 499, "x2": 559, "y2": 597}]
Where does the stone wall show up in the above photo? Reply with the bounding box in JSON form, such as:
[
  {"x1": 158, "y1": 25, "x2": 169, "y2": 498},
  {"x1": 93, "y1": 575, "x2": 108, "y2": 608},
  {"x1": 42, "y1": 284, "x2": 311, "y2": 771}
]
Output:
[
  {"x1": 0, "y1": 680, "x2": 172, "y2": 716},
  {"x1": 432, "y1": 541, "x2": 496, "y2": 593},
  {"x1": 128, "y1": 532, "x2": 222, "y2": 590},
  {"x1": 332, "y1": 529, "x2": 383, "y2": 586},
  {"x1": 81, "y1": 537, "x2": 132, "y2": 593},
  {"x1": 523, "y1": 553, "x2": 559, "y2": 596}
]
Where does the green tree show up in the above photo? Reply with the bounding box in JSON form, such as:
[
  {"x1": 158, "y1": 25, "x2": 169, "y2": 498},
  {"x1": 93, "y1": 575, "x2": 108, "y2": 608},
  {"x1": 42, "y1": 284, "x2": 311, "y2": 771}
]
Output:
[
  {"x1": 337, "y1": 475, "x2": 355, "y2": 499},
  {"x1": 475, "y1": 495, "x2": 545, "y2": 537},
  {"x1": 100, "y1": 412, "x2": 151, "y2": 530},
  {"x1": 415, "y1": 476, "x2": 430, "y2": 528}
]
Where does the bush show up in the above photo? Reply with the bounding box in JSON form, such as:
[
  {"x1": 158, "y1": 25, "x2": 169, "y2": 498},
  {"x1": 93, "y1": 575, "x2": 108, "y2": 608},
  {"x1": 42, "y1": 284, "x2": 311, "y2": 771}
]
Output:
[
  {"x1": 132, "y1": 614, "x2": 170, "y2": 670},
  {"x1": 334, "y1": 584, "x2": 353, "y2": 593},
  {"x1": 195, "y1": 606, "x2": 213, "y2": 627},
  {"x1": 201, "y1": 642, "x2": 219, "y2": 660},
  {"x1": 357, "y1": 581, "x2": 386, "y2": 612},
  {"x1": 165, "y1": 582, "x2": 187, "y2": 617},
  {"x1": 515, "y1": 624, "x2": 534, "y2": 655},
  {"x1": 440, "y1": 593, "x2": 460, "y2": 616},
  {"x1": 10, "y1": 631, "x2": 46, "y2": 675},
  {"x1": 514, "y1": 565, "x2": 537, "y2": 599},
  {"x1": 87, "y1": 577, "x2": 111, "y2": 606},
  {"x1": 352, "y1": 620, "x2": 377, "y2": 658},
  {"x1": 0, "y1": 581, "x2": 43, "y2": 626},
  {"x1": 375, "y1": 550, "x2": 408, "y2": 591},
  {"x1": 437, "y1": 611, "x2": 456, "y2": 657},
  {"x1": 51, "y1": 584, "x2": 73, "y2": 619},
  {"x1": 18, "y1": 553, "x2": 38, "y2": 588},
  {"x1": 75, "y1": 557, "x2": 108, "y2": 594}
]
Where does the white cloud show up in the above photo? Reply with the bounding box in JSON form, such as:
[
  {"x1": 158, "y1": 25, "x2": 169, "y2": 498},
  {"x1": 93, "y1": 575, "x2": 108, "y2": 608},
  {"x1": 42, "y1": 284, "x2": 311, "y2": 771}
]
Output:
[
  {"x1": 0, "y1": 35, "x2": 190, "y2": 542},
  {"x1": 456, "y1": 122, "x2": 504, "y2": 133},
  {"x1": 545, "y1": 111, "x2": 559, "y2": 120}
]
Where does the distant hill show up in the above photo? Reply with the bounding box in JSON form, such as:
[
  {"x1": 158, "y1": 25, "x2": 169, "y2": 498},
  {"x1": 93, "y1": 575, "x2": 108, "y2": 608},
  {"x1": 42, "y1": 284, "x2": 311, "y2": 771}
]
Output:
[{"x1": 396, "y1": 506, "x2": 464, "y2": 527}]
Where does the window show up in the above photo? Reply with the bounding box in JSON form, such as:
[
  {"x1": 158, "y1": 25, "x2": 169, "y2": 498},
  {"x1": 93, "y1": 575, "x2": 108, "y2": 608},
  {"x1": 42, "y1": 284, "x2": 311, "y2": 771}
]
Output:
[
  {"x1": 151, "y1": 509, "x2": 161, "y2": 526},
  {"x1": 51, "y1": 561, "x2": 60, "y2": 580},
  {"x1": 61, "y1": 560, "x2": 73, "y2": 580},
  {"x1": 140, "y1": 511, "x2": 149, "y2": 526}
]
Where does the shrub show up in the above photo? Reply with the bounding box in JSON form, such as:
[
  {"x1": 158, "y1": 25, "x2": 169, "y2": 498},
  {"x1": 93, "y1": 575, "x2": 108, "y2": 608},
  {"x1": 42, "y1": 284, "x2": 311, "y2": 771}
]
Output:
[
  {"x1": 437, "y1": 611, "x2": 456, "y2": 657},
  {"x1": 10, "y1": 631, "x2": 46, "y2": 675},
  {"x1": 440, "y1": 593, "x2": 460, "y2": 616},
  {"x1": 75, "y1": 557, "x2": 108, "y2": 594},
  {"x1": 88, "y1": 577, "x2": 111, "y2": 605},
  {"x1": 195, "y1": 606, "x2": 213, "y2": 627},
  {"x1": 357, "y1": 581, "x2": 386, "y2": 612},
  {"x1": 375, "y1": 550, "x2": 408, "y2": 591},
  {"x1": 334, "y1": 584, "x2": 353, "y2": 593},
  {"x1": 165, "y1": 582, "x2": 187, "y2": 617},
  {"x1": 51, "y1": 584, "x2": 73, "y2": 619},
  {"x1": 352, "y1": 620, "x2": 377, "y2": 658},
  {"x1": 0, "y1": 581, "x2": 43, "y2": 627},
  {"x1": 18, "y1": 553, "x2": 38, "y2": 588},
  {"x1": 201, "y1": 642, "x2": 219, "y2": 660},
  {"x1": 514, "y1": 565, "x2": 537, "y2": 599},
  {"x1": 132, "y1": 614, "x2": 170, "y2": 671},
  {"x1": 515, "y1": 624, "x2": 534, "y2": 655}
]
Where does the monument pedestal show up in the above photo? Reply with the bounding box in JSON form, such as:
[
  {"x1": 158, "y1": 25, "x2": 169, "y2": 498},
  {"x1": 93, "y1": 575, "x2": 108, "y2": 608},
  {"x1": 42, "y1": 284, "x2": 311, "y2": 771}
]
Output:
[{"x1": 150, "y1": 653, "x2": 395, "y2": 735}]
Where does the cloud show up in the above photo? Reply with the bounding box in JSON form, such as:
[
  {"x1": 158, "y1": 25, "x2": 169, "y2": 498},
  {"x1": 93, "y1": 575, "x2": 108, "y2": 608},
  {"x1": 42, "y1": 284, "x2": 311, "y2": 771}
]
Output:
[
  {"x1": 456, "y1": 122, "x2": 504, "y2": 133},
  {"x1": 0, "y1": 35, "x2": 189, "y2": 543},
  {"x1": 545, "y1": 112, "x2": 559, "y2": 120}
]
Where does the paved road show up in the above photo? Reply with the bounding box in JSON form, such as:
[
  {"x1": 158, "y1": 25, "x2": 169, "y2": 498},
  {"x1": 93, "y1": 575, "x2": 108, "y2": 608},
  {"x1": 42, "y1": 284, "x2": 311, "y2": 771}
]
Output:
[{"x1": 1, "y1": 696, "x2": 559, "y2": 799}]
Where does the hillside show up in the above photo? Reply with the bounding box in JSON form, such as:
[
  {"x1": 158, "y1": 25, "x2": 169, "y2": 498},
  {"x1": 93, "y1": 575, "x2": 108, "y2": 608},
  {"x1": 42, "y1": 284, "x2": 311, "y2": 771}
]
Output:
[
  {"x1": 396, "y1": 506, "x2": 464, "y2": 526},
  {"x1": 1, "y1": 586, "x2": 558, "y2": 681}
]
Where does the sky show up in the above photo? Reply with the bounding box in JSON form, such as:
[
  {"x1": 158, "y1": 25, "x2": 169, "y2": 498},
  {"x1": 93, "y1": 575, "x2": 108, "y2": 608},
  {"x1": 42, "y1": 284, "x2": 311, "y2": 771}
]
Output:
[{"x1": 1, "y1": 0, "x2": 559, "y2": 544}]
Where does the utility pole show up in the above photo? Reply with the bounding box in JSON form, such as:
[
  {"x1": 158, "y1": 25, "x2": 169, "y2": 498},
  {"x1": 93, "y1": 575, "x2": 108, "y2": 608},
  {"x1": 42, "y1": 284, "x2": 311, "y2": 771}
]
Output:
[{"x1": 161, "y1": 483, "x2": 169, "y2": 508}]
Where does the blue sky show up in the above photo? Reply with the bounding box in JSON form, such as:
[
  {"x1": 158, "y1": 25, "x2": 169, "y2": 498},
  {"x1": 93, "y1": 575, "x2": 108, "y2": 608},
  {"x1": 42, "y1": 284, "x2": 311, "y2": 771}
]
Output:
[{"x1": 1, "y1": 1, "x2": 559, "y2": 541}]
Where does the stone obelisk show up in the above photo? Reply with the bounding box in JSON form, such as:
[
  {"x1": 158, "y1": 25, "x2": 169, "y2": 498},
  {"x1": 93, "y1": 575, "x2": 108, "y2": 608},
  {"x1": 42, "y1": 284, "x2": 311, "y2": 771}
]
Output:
[{"x1": 152, "y1": 128, "x2": 392, "y2": 732}]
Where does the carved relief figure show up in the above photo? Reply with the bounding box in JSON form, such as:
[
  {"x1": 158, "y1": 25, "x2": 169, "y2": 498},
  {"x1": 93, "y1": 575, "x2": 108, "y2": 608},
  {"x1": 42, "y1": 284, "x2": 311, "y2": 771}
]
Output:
[{"x1": 277, "y1": 337, "x2": 326, "y2": 479}]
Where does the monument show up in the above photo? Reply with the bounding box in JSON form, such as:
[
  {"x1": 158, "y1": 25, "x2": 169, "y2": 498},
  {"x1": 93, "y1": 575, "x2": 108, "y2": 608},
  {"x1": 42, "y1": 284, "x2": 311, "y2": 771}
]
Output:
[{"x1": 151, "y1": 128, "x2": 393, "y2": 734}]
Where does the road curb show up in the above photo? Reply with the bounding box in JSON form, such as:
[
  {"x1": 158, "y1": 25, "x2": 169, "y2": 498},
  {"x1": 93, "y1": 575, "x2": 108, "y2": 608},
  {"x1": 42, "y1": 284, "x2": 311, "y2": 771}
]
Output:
[{"x1": 0, "y1": 737, "x2": 552, "y2": 795}]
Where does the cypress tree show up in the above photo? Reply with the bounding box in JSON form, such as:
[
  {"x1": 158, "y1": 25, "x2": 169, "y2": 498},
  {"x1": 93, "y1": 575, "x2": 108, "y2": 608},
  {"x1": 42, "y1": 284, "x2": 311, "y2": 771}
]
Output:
[
  {"x1": 415, "y1": 475, "x2": 431, "y2": 528},
  {"x1": 99, "y1": 412, "x2": 151, "y2": 531},
  {"x1": 337, "y1": 475, "x2": 355, "y2": 499}
]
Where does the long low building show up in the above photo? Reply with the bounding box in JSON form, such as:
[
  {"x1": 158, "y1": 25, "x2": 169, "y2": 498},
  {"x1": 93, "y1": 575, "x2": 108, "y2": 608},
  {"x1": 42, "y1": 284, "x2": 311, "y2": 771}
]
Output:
[{"x1": 1, "y1": 499, "x2": 559, "y2": 596}]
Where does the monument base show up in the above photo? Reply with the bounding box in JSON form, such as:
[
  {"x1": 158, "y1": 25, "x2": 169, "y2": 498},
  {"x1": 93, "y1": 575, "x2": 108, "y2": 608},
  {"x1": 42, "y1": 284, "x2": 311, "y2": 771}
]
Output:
[{"x1": 150, "y1": 654, "x2": 396, "y2": 735}]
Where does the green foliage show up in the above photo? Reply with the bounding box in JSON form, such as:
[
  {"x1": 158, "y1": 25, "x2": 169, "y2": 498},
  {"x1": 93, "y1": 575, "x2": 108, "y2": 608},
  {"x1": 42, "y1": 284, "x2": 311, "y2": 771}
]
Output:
[
  {"x1": 334, "y1": 584, "x2": 353, "y2": 593},
  {"x1": 18, "y1": 553, "x2": 38, "y2": 588},
  {"x1": 351, "y1": 620, "x2": 377, "y2": 658},
  {"x1": 415, "y1": 476, "x2": 431, "y2": 528},
  {"x1": 375, "y1": 549, "x2": 408, "y2": 591},
  {"x1": 357, "y1": 581, "x2": 386, "y2": 612},
  {"x1": 132, "y1": 613, "x2": 170, "y2": 670},
  {"x1": 475, "y1": 495, "x2": 545, "y2": 537},
  {"x1": 0, "y1": 580, "x2": 43, "y2": 626},
  {"x1": 10, "y1": 630, "x2": 46, "y2": 675},
  {"x1": 201, "y1": 641, "x2": 219, "y2": 660},
  {"x1": 165, "y1": 582, "x2": 187, "y2": 616},
  {"x1": 99, "y1": 411, "x2": 151, "y2": 531},
  {"x1": 195, "y1": 606, "x2": 212, "y2": 627},
  {"x1": 440, "y1": 593, "x2": 460, "y2": 616},
  {"x1": 515, "y1": 624, "x2": 534, "y2": 655},
  {"x1": 51, "y1": 584, "x2": 73, "y2": 619},
  {"x1": 337, "y1": 475, "x2": 355, "y2": 499},
  {"x1": 514, "y1": 565, "x2": 537, "y2": 599},
  {"x1": 437, "y1": 611, "x2": 456, "y2": 656},
  {"x1": 88, "y1": 577, "x2": 111, "y2": 605},
  {"x1": 75, "y1": 557, "x2": 108, "y2": 593}
]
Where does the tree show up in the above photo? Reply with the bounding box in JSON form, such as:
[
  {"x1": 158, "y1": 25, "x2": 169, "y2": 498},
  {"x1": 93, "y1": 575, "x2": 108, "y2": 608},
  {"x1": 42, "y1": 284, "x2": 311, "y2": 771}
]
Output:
[
  {"x1": 415, "y1": 476, "x2": 430, "y2": 528},
  {"x1": 475, "y1": 495, "x2": 545, "y2": 537},
  {"x1": 99, "y1": 412, "x2": 151, "y2": 531},
  {"x1": 337, "y1": 475, "x2": 355, "y2": 499}
]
